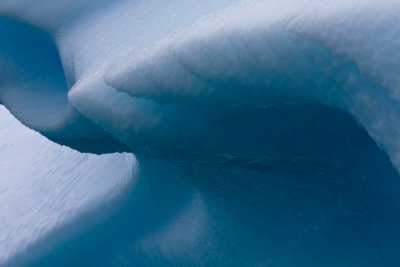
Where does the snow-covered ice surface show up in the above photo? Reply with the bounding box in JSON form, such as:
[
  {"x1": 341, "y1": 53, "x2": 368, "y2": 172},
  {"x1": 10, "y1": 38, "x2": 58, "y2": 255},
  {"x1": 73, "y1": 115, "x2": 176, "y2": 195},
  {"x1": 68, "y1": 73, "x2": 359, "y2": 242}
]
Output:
[{"x1": 1, "y1": 0, "x2": 400, "y2": 266}]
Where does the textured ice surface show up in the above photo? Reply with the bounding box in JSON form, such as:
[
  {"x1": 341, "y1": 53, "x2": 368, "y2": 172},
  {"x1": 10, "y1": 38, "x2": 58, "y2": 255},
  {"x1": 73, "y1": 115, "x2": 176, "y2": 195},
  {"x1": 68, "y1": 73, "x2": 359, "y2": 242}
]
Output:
[
  {"x1": 0, "y1": 107, "x2": 136, "y2": 267},
  {"x1": 1, "y1": 0, "x2": 400, "y2": 169},
  {"x1": 28, "y1": 108, "x2": 400, "y2": 266},
  {"x1": 1, "y1": 0, "x2": 400, "y2": 266}
]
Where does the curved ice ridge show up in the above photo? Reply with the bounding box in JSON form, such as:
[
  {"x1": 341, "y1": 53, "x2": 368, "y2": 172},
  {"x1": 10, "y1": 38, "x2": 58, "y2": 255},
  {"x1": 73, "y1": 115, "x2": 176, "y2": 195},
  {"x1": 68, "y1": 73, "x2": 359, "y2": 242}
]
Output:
[
  {"x1": 0, "y1": 107, "x2": 136, "y2": 267},
  {"x1": 2, "y1": 1, "x2": 400, "y2": 266},
  {"x1": 1, "y1": 0, "x2": 400, "y2": 168}
]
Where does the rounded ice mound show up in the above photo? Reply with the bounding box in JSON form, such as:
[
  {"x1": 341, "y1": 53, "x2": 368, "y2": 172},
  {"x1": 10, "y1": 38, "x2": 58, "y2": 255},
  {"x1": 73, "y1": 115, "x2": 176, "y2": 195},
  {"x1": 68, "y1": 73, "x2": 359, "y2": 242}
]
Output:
[{"x1": 0, "y1": 107, "x2": 137, "y2": 267}]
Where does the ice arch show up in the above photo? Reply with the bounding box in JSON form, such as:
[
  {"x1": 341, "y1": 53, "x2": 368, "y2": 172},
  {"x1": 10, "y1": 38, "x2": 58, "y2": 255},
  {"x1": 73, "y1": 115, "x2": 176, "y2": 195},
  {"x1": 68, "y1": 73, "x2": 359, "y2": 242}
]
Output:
[
  {"x1": 1, "y1": 0, "x2": 400, "y2": 266},
  {"x1": 1, "y1": 0, "x2": 400, "y2": 169}
]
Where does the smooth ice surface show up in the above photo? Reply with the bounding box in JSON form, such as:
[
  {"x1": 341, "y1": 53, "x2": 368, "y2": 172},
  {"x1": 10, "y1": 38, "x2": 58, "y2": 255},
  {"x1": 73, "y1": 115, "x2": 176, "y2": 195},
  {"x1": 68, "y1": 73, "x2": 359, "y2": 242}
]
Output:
[
  {"x1": 1, "y1": 0, "x2": 400, "y2": 266},
  {"x1": 0, "y1": 107, "x2": 136, "y2": 267}
]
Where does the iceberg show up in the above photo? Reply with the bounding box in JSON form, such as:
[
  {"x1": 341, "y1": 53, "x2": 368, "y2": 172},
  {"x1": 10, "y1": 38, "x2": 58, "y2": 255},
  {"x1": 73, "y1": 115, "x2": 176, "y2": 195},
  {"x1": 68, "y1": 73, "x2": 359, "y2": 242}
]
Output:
[{"x1": 1, "y1": 0, "x2": 400, "y2": 266}]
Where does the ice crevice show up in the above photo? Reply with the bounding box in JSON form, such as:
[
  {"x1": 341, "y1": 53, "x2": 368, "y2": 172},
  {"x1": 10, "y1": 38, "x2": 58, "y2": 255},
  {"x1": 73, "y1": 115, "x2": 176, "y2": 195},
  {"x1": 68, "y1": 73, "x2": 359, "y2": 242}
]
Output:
[{"x1": 0, "y1": 15, "x2": 132, "y2": 153}]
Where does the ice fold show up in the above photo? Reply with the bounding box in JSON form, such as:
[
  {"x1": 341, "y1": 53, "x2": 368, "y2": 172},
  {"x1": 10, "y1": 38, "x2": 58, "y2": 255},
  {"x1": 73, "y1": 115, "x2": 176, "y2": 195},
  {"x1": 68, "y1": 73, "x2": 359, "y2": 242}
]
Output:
[
  {"x1": 1, "y1": 0, "x2": 400, "y2": 163},
  {"x1": 1, "y1": 0, "x2": 400, "y2": 265}
]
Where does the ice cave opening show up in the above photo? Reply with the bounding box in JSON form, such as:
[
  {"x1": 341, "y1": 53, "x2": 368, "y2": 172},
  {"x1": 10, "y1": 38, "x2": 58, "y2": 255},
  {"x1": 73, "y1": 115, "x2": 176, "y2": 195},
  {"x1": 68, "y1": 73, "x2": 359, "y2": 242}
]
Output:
[{"x1": 11, "y1": 102, "x2": 400, "y2": 267}]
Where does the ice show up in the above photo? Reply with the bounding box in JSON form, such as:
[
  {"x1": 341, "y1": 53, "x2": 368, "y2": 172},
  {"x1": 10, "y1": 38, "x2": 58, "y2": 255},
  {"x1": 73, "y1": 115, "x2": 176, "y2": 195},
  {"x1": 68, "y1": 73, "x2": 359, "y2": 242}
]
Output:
[
  {"x1": 0, "y1": 107, "x2": 136, "y2": 267},
  {"x1": 1, "y1": 0, "x2": 400, "y2": 169},
  {"x1": 1, "y1": 0, "x2": 400, "y2": 266}
]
